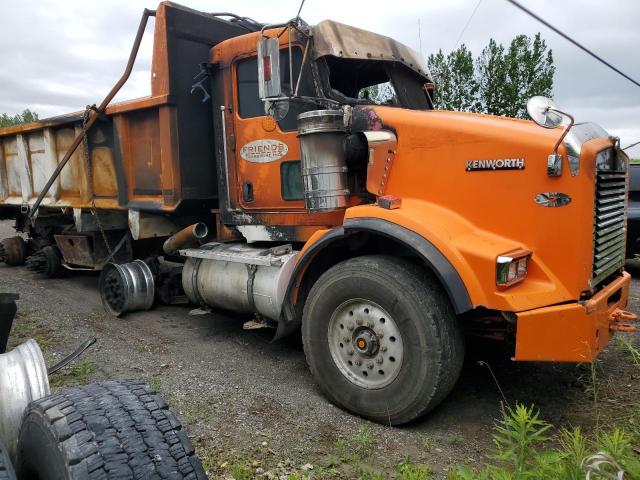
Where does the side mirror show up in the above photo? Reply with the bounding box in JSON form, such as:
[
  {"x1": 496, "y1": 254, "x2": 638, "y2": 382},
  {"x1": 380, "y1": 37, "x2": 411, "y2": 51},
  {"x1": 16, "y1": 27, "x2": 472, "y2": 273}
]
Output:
[
  {"x1": 526, "y1": 96, "x2": 563, "y2": 129},
  {"x1": 258, "y1": 37, "x2": 282, "y2": 99},
  {"x1": 527, "y1": 96, "x2": 578, "y2": 177}
]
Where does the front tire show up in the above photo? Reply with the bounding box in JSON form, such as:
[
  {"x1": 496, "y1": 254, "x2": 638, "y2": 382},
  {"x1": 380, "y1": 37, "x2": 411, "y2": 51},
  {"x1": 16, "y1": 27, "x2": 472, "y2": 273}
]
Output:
[{"x1": 302, "y1": 255, "x2": 464, "y2": 425}]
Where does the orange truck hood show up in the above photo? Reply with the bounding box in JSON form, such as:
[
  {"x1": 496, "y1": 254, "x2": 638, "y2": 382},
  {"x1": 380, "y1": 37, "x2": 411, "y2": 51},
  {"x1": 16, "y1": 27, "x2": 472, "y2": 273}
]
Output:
[{"x1": 352, "y1": 106, "x2": 614, "y2": 312}]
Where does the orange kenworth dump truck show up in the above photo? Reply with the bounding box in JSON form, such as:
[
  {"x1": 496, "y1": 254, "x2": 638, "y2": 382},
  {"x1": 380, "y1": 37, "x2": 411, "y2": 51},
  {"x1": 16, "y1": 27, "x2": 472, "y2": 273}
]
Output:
[{"x1": 0, "y1": 2, "x2": 636, "y2": 424}]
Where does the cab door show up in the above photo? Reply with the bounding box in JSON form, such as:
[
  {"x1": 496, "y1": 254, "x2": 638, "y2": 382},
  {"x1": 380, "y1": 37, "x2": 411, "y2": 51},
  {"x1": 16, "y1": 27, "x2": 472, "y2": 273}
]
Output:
[{"x1": 232, "y1": 47, "x2": 311, "y2": 211}]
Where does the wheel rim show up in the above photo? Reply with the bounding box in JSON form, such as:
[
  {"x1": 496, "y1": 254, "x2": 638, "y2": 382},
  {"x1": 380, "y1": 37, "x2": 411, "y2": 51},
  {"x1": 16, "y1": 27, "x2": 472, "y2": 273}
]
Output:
[{"x1": 327, "y1": 298, "x2": 404, "y2": 389}]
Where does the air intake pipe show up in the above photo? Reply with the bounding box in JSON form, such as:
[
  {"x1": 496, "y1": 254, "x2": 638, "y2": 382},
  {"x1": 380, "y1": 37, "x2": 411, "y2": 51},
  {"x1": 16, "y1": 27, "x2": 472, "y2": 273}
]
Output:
[{"x1": 162, "y1": 223, "x2": 208, "y2": 256}]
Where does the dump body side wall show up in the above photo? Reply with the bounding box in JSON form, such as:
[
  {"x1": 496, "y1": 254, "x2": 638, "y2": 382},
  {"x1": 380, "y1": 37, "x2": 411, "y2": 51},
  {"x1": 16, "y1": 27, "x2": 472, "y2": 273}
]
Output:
[{"x1": 0, "y1": 2, "x2": 255, "y2": 215}]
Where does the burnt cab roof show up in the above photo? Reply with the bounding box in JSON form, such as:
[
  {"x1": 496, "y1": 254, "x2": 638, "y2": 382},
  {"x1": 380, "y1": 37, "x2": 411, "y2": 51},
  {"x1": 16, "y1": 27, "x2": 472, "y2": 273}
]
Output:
[{"x1": 311, "y1": 20, "x2": 433, "y2": 84}]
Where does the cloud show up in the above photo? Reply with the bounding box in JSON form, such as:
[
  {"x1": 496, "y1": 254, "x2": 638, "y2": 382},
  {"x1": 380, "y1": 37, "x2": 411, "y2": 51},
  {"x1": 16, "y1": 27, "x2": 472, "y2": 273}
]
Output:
[{"x1": 0, "y1": 0, "x2": 638, "y2": 151}]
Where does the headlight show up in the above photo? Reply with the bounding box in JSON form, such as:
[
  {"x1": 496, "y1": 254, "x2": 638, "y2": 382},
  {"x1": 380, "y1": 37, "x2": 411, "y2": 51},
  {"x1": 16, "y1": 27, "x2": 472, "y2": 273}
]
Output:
[{"x1": 496, "y1": 249, "x2": 532, "y2": 287}]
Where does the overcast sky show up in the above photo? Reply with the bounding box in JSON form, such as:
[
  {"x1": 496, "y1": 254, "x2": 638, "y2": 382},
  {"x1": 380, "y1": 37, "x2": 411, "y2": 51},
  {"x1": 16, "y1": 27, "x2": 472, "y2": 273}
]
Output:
[{"x1": 1, "y1": 0, "x2": 638, "y2": 156}]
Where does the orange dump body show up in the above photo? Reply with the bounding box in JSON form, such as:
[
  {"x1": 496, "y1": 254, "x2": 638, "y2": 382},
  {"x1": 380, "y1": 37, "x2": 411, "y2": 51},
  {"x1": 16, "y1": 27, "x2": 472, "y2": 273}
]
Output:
[{"x1": 0, "y1": 2, "x2": 247, "y2": 214}]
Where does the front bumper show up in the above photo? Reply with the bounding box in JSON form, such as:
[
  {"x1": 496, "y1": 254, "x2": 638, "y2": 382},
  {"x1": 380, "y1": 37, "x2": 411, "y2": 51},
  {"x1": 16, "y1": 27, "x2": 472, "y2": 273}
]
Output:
[{"x1": 514, "y1": 272, "x2": 633, "y2": 362}]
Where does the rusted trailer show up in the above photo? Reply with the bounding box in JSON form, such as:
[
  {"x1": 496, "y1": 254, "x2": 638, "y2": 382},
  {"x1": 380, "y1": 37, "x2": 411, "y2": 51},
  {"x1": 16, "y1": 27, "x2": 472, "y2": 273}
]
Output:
[{"x1": 0, "y1": 3, "x2": 257, "y2": 271}]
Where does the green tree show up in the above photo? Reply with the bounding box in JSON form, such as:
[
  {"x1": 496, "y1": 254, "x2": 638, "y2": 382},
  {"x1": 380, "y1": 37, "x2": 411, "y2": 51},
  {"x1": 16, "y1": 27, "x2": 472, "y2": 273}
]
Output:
[
  {"x1": 0, "y1": 109, "x2": 39, "y2": 128},
  {"x1": 428, "y1": 33, "x2": 554, "y2": 118},
  {"x1": 476, "y1": 39, "x2": 508, "y2": 116},
  {"x1": 428, "y1": 44, "x2": 478, "y2": 112}
]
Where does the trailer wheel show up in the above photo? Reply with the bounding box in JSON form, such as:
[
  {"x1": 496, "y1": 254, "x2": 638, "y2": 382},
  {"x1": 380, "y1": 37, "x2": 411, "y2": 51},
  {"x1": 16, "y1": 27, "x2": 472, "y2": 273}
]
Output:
[
  {"x1": 302, "y1": 255, "x2": 464, "y2": 425},
  {"x1": 0, "y1": 237, "x2": 28, "y2": 266},
  {"x1": 25, "y1": 246, "x2": 64, "y2": 278},
  {"x1": 0, "y1": 441, "x2": 16, "y2": 480},
  {"x1": 16, "y1": 380, "x2": 207, "y2": 480}
]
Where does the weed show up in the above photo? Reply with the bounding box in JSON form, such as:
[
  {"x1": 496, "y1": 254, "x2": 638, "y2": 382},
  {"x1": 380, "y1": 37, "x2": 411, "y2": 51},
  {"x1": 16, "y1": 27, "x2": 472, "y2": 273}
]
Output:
[
  {"x1": 334, "y1": 428, "x2": 376, "y2": 464},
  {"x1": 396, "y1": 459, "x2": 432, "y2": 480},
  {"x1": 491, "y1": 404, "x2": 551, "y2": 476},
  {"x1": 450, "y1": 402, "x2": 640, "y2": 480},
  {"x1": 356, "y1": 467, "x2": 385, "y2": 480},
  {"x1": 558, "y1": 427, "x2": 586, "y2": 480},
  {"x1": 50, "y1": 361, "x2": 93, "y2": 387},
  {"x1": 419, "y1": 434, "x2": 435, "y2": 450},
  {"x1": 617, "y1": 335, "x2": 640, "y2": 368},
  {"x1": 150, "y1": 377, "x2": 162, "y2": 391},
  {"x1": 229, "y1": 462, "x2": 253, "y2": 480}
]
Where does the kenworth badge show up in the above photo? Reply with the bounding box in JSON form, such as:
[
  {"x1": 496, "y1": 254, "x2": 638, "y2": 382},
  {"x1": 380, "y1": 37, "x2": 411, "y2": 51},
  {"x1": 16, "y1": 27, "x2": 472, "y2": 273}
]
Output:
[{"x1": 466, "y1": 158, "x2": 525, "y2": 171}]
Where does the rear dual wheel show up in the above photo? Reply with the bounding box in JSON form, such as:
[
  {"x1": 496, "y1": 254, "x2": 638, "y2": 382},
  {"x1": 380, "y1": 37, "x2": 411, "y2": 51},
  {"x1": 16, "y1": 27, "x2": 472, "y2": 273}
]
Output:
[
  {"x1": 302, "y1": 255, "x2": 464, "y2": 425},
  {"x1": 0, "y1": 237, "x2": 28, "y2": 266}
]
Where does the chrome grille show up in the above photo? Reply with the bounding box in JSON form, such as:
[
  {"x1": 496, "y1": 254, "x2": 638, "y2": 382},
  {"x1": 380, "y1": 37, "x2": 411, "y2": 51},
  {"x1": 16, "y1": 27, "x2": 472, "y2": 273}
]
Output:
[{"x1": 592, "y1": 166, "x2": 627, "y2": 287}]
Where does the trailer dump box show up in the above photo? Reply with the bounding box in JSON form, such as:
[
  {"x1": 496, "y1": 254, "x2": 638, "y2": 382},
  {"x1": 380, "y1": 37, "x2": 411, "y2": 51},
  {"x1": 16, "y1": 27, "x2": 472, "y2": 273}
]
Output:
[{"x1": 0, "y1": 3, "x2": 254, "y2": 214}]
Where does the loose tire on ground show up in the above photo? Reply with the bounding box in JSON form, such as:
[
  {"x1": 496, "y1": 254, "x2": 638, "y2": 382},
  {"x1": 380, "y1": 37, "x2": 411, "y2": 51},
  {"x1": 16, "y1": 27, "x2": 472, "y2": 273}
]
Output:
[
  {"x1": 0, "y1": 441, "x2": 16, "y2": 480},
  {"x1": 302, "y1": 255, "x2": 465, "y2": 425},
  {"x1": 16, "y1": 379, "x2": 207, "y2": 480}
]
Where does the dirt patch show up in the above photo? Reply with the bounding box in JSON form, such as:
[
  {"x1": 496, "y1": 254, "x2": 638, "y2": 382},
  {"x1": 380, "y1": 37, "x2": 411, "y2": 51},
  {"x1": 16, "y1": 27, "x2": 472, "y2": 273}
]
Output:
[{"x1": 1, "y1": 220, "x2": 639, "y2": 478}]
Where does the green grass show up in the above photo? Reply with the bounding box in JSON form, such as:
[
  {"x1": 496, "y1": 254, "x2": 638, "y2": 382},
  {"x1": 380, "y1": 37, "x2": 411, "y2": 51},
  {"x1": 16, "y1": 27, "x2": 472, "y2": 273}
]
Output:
[
  {"x1": 50, "y1": 361, "x2": 93, "y2": 388},
  {"x1": 334, "y1": 427, "x2": 376, "y2": 464}
]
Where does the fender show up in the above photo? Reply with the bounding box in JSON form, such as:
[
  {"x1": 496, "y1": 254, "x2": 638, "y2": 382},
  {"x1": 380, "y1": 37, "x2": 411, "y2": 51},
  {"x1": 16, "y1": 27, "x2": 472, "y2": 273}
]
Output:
[{"x1": 275, "y1": 218, "x2": 473, "y2": 340}]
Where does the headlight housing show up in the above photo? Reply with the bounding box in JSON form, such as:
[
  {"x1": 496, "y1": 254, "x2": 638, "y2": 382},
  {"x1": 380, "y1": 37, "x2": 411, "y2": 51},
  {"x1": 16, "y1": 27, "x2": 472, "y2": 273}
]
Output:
[{"x1": 496, "y1": 249, "x2": 532, "y2": 287}]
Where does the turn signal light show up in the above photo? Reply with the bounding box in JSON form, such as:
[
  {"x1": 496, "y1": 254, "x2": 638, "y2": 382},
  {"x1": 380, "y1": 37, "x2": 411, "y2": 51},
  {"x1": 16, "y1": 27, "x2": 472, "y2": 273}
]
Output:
[
  {"x1": 263, "y1": 56, "x2": 272, "y2": 81},
  {"x1": 496, "y1": 249, "x2": 532, "y2": 287}
]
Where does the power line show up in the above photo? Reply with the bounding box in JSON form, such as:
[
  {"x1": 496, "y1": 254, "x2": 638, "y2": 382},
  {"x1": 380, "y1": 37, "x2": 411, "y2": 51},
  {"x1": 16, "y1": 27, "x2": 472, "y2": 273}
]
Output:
[
  {"x1": 624, "y1": 140, "x2": 640, "y2": 151},
  {"x1": 506, "y1": 0, "x2": 640, "y2": 89},
  {"x1": 453, "y1": 0, "x2": 483, "y2": 50}
]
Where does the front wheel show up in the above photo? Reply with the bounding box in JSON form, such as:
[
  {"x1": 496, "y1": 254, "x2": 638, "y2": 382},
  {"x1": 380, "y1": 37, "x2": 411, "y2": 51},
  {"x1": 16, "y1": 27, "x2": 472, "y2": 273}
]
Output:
[{"x1": 302, "y1": 255, "x2": 464, "y2": 425}]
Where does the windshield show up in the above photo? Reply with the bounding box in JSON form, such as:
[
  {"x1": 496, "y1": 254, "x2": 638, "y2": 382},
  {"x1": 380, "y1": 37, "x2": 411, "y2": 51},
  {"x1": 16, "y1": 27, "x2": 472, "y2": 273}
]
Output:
[{"x1": 320, "y1": 57, "x2": 432, "y2": 110}]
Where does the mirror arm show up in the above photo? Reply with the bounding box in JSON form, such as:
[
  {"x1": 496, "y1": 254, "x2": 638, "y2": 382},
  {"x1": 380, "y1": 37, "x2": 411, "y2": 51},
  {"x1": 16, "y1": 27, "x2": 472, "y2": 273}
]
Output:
[
  {"x1": 288, "y1": 27, "x2": 293, "y2": 95},
  {"x1": 549, "y1": 107, "x2": 575, "y2": 155},
  {"x1": 294, "y1": 36, "x2": 312, "y2": 97},
  {"x1": 546, "y1": 107, "x2": 577, "y2": 177}
]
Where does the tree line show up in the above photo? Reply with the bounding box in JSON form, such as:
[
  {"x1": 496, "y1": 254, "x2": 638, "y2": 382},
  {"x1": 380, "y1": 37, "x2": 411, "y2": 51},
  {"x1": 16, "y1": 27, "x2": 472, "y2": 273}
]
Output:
[
  {"x1": 427, "y1": 33, "x2": 555, "y2": 118},
  {"x1": 0, "y1": 109, "x2": 39, "y2": 128}
]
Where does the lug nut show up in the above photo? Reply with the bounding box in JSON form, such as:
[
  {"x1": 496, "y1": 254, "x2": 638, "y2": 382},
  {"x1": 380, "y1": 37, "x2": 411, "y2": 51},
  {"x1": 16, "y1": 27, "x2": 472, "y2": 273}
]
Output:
[
  {"x1": 348, "y1": 324, "x2": 355, "y2": 331},
  {"x1": 367, "y1": 322, "x2": 374, "y2": 328},
  {"x1": 355, "y1": 360, "x2": 362, "y2": 366},
  {"x1": 376, "y1": 330, "x2": 384, "y2": 338},
  {"x1": 376, "y1": 356, "x2": 383, "y2": 364},
  {"x1": 343, "y1": 336, "x2": 350, "y2": 343},
  {"x1": 381, "y1": 346, "x2": 388, "y2": 352},
  {"x1": 356, "y1": 319, "x2": 363, "y2": 326},
  {"x1": 367, "y1": 363, "x2": 374, "y2": 369},
  {"x1": 348, "y1": 349, "x2": 354, "y2": 356}
]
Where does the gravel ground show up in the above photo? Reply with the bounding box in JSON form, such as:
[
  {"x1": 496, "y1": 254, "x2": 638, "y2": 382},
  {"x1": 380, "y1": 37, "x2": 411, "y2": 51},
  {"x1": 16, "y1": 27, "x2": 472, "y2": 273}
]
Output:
[{"x1": 2, "y1": 219, "x2": 639, "y2": 479}]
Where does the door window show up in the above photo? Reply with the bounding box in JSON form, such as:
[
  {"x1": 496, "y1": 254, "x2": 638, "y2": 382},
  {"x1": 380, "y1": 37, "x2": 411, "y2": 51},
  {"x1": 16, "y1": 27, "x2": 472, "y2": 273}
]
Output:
[{"x1": 235, "y1": 47, "x2": 315, "y2": 131}]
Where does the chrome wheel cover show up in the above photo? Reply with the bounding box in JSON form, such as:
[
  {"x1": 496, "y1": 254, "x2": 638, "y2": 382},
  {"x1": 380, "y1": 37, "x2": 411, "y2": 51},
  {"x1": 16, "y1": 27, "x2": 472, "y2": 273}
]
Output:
[{"x1": 327, "y1": 298, "x2": 404, "y2": 389}]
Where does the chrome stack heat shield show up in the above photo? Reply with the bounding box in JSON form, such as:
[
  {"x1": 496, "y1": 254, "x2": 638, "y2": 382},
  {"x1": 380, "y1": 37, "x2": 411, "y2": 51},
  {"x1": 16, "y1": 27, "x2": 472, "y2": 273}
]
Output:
[{"x1": 298, "y1": 109, "x2": 349, "y2": 211}]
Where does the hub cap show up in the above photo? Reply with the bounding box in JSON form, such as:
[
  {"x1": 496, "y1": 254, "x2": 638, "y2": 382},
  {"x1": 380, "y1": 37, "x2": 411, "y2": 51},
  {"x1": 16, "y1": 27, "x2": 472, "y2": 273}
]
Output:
[{"x1": 328, "y1": 299, "x2": 404, "y2": 389}]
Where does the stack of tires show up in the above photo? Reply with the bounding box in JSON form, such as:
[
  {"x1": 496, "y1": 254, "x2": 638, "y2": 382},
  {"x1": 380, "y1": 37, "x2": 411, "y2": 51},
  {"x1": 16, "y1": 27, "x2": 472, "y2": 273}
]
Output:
[{"x1": 1, "y1": 380, "x2": 206, "y2": 480}]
